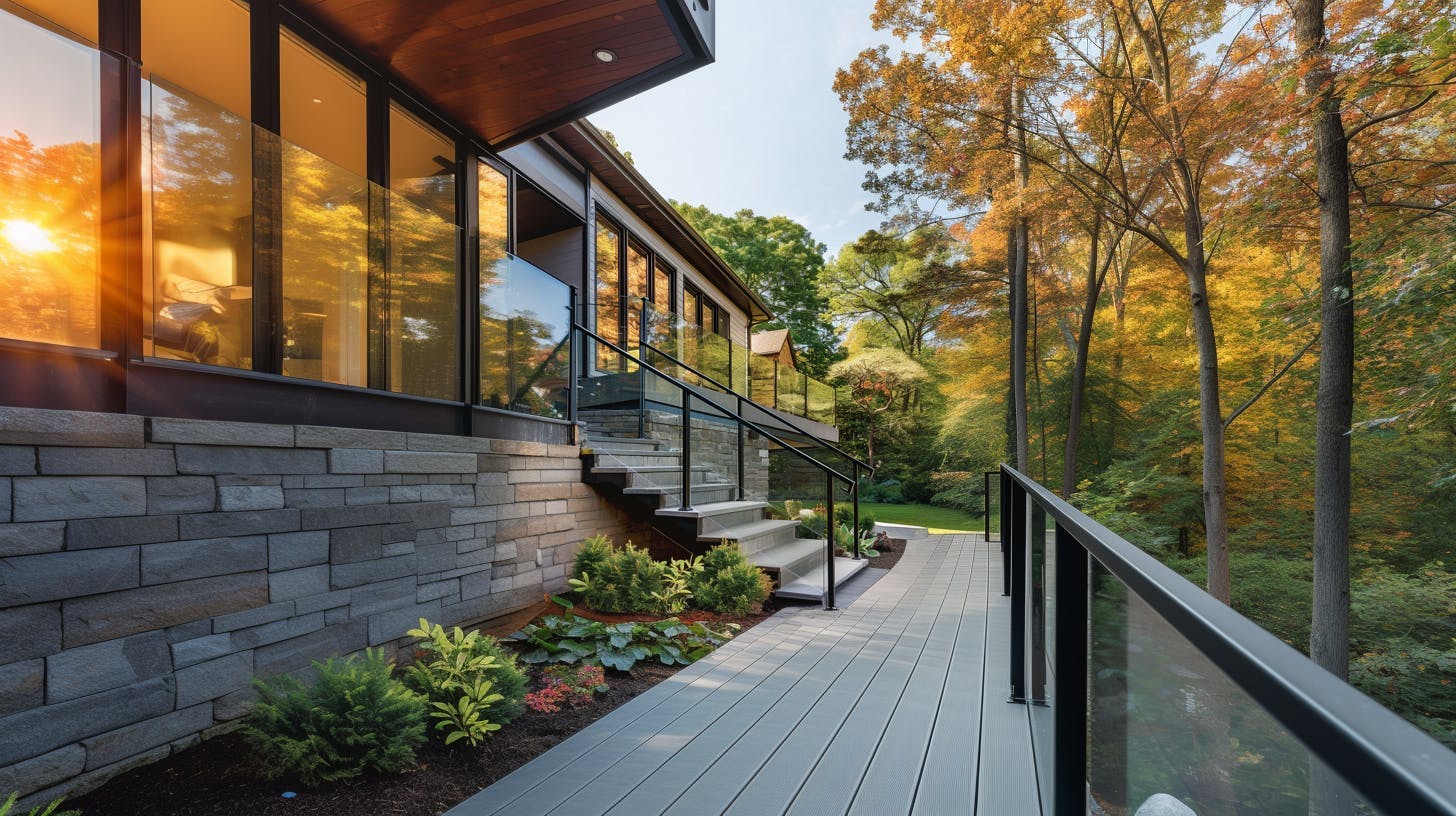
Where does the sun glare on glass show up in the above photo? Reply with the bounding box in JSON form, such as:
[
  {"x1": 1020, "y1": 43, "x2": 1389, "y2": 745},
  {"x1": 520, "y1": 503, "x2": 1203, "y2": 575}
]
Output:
[{"x1": 1, "y1": 220, "x2": 58, "y2": 255}]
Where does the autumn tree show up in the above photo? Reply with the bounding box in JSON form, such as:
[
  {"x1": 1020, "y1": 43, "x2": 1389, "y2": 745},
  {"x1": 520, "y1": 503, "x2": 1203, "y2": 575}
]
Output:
[{"x1": 829, "y1": 346, "x2": 930, "y2": 467}]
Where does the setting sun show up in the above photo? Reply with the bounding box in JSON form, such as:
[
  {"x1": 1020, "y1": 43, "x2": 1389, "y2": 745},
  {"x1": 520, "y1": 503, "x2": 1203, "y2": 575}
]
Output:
[{"x1": 0, "y1": 219, "x2": 58, "y2": 255}]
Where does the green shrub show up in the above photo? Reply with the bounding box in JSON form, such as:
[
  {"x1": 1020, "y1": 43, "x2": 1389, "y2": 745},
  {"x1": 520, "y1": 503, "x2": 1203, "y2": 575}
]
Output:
[
  {"x1": 571, "y1": 535, "x2": 613, "y2": 585},
  {"x1": 0, "y1": 793, "x2": 79, "y2": 816},
  {"x1": 688, "y1": 544, "x2": 770, "y2": 615},
  {"x1": 405, "y1": 619, "x2": 526, "y2": 745},
  {"x1": 512, "y1": 614, "x2": 738, "y2": 671},
  {"x1": 569, "y1": 540, "x2": 691, "y2": 614},
  {"x1": 832, "y1": 506, "x2": 877, "y2": 539},
  {"x1": 241, "y1": 649, "x2": 427, "y2": 785}
]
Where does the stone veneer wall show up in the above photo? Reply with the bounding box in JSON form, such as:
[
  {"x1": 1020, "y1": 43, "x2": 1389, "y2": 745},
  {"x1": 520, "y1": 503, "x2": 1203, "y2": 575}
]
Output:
[{"x1": 0, "y1": 406, "x2": 643, "y2": 806}]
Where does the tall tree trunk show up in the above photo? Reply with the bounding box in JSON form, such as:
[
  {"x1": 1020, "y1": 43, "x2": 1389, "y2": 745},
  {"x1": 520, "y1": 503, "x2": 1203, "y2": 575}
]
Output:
[
  {"x1": 1063, "y1": 219, "x2": 1104, "y2": 498},
  {"x1": 1006, "y1": 227, "x2": 1019, "y2": 465},
  {"x1": 1182, "y1": 199, "x2": 1230, "y2": 603},
  {"x1": 1011, "y1": 87, "x2": 1031, "y2": 472},
  {"x1": 1298, "y1": 0, "x2": 1355, "y2": 810}
]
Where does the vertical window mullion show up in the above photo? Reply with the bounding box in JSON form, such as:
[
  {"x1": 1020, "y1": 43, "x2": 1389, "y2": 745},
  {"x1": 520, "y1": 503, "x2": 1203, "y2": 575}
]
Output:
[
  {"x1": 365, "y1": 76, "x2": 388, "y2": 391},
  {"x1": 100, "y1": 0, "x2": 141, "y2": 406},
  {"x1": 250, "y1": 0, "x2": 280, "y2": 374}
]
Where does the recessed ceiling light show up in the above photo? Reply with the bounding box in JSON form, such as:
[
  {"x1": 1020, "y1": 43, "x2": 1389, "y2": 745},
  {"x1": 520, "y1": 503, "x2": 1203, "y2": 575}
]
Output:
[
  {"x1": 593, "y1": 48, "x2": 617, "y2": 64},
  {"x1": 311, "y1": 97, "x2": 323, "y2": 104}
]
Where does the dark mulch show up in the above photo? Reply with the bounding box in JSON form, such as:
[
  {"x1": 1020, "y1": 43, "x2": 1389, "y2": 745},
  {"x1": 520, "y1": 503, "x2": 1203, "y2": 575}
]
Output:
[
  {"x1": 867, "y1": 541, "x2": 905, "y2": 571},
  {"x1": 69, "y1": 602, "x2": 776, "y2": 816}
]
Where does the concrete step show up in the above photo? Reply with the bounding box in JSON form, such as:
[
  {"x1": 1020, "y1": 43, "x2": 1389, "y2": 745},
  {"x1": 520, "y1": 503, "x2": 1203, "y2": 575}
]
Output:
[
  {"x1": 655, "y1": 500, "x2": 769, "y2": 533},
  {"x1": 623, "y1": 482, "x2": 738, "y2": 508},
  {"x1": 775, "y1": 556, "x2": 872, "y2": 603},
  {"x1": 747, "y1": 537, "x2": 824, "y2": 582},
  {"x1": 612, "y1": 466, "x2": 716, "y2": 490},
  {"x1": 587, "y1": 450, "x2": 683, "y2": 469},
  {"x1": 698, "y1": 518, "x2": 800, "y2": 555},
  {"x1": 581, "y1": 436, "x2": 666, "y2": 453}
]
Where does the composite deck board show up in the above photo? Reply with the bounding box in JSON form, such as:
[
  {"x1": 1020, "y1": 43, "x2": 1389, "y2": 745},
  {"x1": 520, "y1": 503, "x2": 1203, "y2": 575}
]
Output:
[{"x1": 446, "y1": 534, "x2": 1042, "y2": 816}]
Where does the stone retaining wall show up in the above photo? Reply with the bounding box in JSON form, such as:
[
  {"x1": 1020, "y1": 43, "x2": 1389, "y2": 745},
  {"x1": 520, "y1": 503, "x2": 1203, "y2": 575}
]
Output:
[{"x1": 0, "y1": 407, "x2": 642, "y2": 806}]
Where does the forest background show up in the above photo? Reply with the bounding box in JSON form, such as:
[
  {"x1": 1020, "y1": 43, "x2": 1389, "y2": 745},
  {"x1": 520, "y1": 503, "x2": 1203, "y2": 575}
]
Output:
[{"x1": 666, "y1": 0, "x2": 1456, "y2": 747}]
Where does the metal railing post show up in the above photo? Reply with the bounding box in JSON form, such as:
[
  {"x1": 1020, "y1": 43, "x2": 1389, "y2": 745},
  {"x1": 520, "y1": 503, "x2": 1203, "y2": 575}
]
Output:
[
  {"x1": 1053, "y1": 521, "x2": 1089, "y2": 816},
  {"x1": 1001, "y1": 468, "x2": 1013, "y2": 597},
  {"x1": 736, "y1": 394, "x2": 746, "y2": 501},
  {"x1": 852, "y1": 460, "x2": 861, "y2": 560},
  {"x1": 678, "y1": 386, "x2": 693, "y2": 511},
  {"x1": 567, "y1": 288, "x2": 578, "y2": 425},
  {"x1": 637, "y1": 298, "x2": 648, "y2": 439},
  {"x1": 1009, "y1": 476, "x2": 1027, "y2": 702},
  {"x1": 824, "y1": 471, "x2": 837, "y2": 610}
]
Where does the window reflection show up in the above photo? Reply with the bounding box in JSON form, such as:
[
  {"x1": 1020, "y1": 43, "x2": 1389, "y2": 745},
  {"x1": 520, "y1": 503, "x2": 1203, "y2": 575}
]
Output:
[
  {"x1": 0, "y1": 5, "x2": 101, "y2": 349},
  {"x1": 594, "y1": 218, "x2": 621, "y2": 370},
  {"x1": 142, "y1": 0, "x2": 252, "y2": 367},
  {"x1": 279, "y1": 30, "x2": 368, "y2": 387}
]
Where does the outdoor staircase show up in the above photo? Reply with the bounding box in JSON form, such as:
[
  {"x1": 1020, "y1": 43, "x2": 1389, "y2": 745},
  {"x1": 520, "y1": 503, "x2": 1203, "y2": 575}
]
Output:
[{"x1": 580, "y1": 430, "x2": 867, "y2": 603}]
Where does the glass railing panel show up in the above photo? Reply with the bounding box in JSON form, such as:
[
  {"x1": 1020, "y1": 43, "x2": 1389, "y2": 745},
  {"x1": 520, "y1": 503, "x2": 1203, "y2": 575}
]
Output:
[
  {"x1": 1088, "y1": 559, "x2": 1386, "y2": 816},
  {"x1": 777, "y1": 366, "x2": 807, "y2": 417},
  {"x1": 806, "y1": 377, "x2": 836, "y2": 425},
  {"x1": 479, "y1": 254, "x2": 571, "y2": 419},
  {"x1": 749, "y1": 354, "x2": 778, "y2": 409},
  {"x1": 0, "y1": 8, "x2": 106, "y2": 349}
]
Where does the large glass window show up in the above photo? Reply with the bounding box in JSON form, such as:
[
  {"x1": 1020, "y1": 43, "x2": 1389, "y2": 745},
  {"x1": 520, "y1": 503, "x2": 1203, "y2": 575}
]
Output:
[
  {"x1": 141, "y1": 0, "x2": 253, "y2": 367},
  {"x1": 624, "y1": 241, "x2": 648, "y2": 354},
  {"x1": 593, "y1": 217, "x2": 621, "y2": 369},
  {"x1": 382, "y1": 103, "x2": 457, "y2": 400},
  {"x1": 279, "y1": 29, "x2": 368, "y2": 387},
  {"x1": 0, "y1": 3, "x2": 102, "y2": 349}
]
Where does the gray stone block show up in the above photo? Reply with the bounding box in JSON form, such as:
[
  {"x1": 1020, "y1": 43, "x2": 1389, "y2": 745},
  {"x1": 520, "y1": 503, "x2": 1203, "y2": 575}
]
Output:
[
  {"x1": 0, "y1": 548, "x2": 138, "y2": 605},
  {"x1": 0, "y1": 603, "x2": 59, "y2": 662},
  {"x1": 330, "y1": 554, "x2": 416, "y2": 589},
  {"x1": 218, "y1": 485, "x2": 285, "y2": 512},
  {"x1": 451, "y1": 506, "x2": 497, "y2": 525},
  {"x1": 0, "y1": 676, "x2": 173, "y2": 766},
  {"x1": 175, "y1": 445, "x2": 325, "y2": 476},
  {"x1": 0, "y1": 522, "x2": 64, "y2": 556},
  {"x1": 63, "y1": 572, "x2": 268, "y2": 647},
  {"x1": 367, "y1": 599, "x2": 440, "y2": 645},
  {"x1": 141, "y1": 536, "x2": 268, "y2": 584},
  {"x1": 329, "y1": 525, "x2": 382, "y2": 563},
  {"x1": 145, "y1": 476, "x2": 215, "y2": 514},
  {"x1": 215, "y1": 475, "x2": 282, "y2": 486},
  {"x1": 0, "y1": 447, "x2": 36, "y2": 475},
  {"x1": 178, "y1": 508, "x2": 300, "y2": 539},
  {"x1": 269, "y1": 565, "x2": 329, "y2": 602},
  {"x1": 393, "y1": 502, "x2": 451, "y2": 528},
  {"x1": 175, "y1": 651, "x2": 253, "y2": 708},
  {"x1": 0, "y1": 659, "x2": 42, "y2": 717},
  {"x1": 294, "y1": 588, "x2": 351, "y2": 614},
  {"x1": 46, "y1": 632, "x2": 171, "y2": 703},
  {"x1": 296, "y1": 425, "x2": 405, "y2": 450},
  {"x1": 0, "y1": 744, "x2": 84, "y2": 798},
  {"x1": 347, "y1": 576, "x2": 416, "y2": 617},
  {"x1": 253, "y1": 620, "x2": 366, "y2": 678},
  {"x1": 37, "y1": 448, "x2": 176, "y2": 476},
  {"x1": 416, "y1": 579, "x2": 458, "y2": 604},
  {"x1": 0, "y1": 477, "x2": 7, "y2": 522},
  {"x1": 325, "y1": 606, "x2": 350, "y2": 625},
  {"x1": 405, "y1": 433, "x2": 492, "y2": 453},
  {"x1": 212, "y1": 686, "x2": 257, "y2": 721},
  {"x1": 66, "y1": 514, "x2": 179, "y2": 549},
  {"x1": 344, "y1": 486, "x2": 389, "y2": 505},
  {"x1": 475, "y1": 484, "x2": 515, "y2": 505},
  {"x1": 328, "y1": 448, "x2": 384, "y2": 474},
  {"x1": 12, "y1": 477, "x2": 146, "y2": 521},
  {"x1": 81, "y1": 704, "x2": 213, "y2": 770},
  {"x1": 389, "y1": 485, "x2": 423, "y2": 503},
  {"x1": 381, "y1": 541, "x2": 414, "y2": 558},
  {"x1": 267, "y1": 530, "x2": 329, "y2": 571},
  {"x1": 383, "y1": 450, "x2": 476, "y2": 474},
  {"x1": 0, "y1": 408, "x2": 143, "y2": 448},
  {"x1": 211, "y1": 600, "x2": 295, "y2": 633},
  {"x1": 230, "y1": 612, "x2": 325, "y2": 650},
  {"x1": 17, "y1": 744, "x2": 167, "y2": 812},
  {"x1": 171, "y1": 632, "x2": 234, "y2": 669},
  {"x1": 302, "y1": 503, "x2": 390, "y2": 530},
  {"x1": 282, "y1": 487, "x2": 346, "y2": 508},
  {"x1": 460, "y1": 569, "x2": 495, "y2": 599},
  {"x1": 303, "y1": 474, "x2": 366, "y2": 488},
  {"x1": 150, "y1": 418, "x2": 295, "y2": 448}
]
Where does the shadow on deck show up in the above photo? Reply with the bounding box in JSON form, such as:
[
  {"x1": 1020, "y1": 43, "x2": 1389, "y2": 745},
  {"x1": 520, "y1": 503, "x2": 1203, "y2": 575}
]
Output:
[{"x1": 446, "y1": 534, "x2": 1040, "y2": 816}]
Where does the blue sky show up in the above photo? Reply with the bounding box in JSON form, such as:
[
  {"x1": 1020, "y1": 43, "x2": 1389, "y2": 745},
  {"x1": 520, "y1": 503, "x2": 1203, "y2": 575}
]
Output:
[{"x1": 592, "y1": 0, "x2": 887, "y2": 258}]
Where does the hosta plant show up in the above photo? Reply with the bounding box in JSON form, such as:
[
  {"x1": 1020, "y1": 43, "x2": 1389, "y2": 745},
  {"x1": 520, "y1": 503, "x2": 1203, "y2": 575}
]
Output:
[{"x1": 511, "y1": 614, "x2": 737, "y2": 672}]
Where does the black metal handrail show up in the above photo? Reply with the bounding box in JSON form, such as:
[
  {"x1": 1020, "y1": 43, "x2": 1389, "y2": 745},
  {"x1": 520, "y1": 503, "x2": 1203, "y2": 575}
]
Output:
[
  {"x1": 576, "y1": 322, "x2": 858, "y2": 608},
  {"x1": 1000, "y1": 464, "x2": 1456, "y2": 815}
]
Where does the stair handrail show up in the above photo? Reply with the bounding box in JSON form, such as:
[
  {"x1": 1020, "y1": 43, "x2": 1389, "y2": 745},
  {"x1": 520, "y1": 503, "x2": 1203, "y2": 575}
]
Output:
[
  {"x1": 634, "y1": 300, "x2": 873, "y2": 477},
  {"x1": 576, "y1": 322, "x2": 855, "y2": 486},
  {"x1": 578, "y1": 322, "x2": 862, "y2": 610}
]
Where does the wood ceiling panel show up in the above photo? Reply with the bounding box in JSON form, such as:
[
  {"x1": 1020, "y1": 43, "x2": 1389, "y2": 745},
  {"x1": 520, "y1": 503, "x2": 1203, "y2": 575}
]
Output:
[{"x1": 290, "y1": 0, "x2": 702, "y2": 147}]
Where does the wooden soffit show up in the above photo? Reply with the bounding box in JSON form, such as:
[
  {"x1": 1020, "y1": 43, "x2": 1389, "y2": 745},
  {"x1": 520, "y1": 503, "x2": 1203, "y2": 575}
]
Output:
[{"x1": 289, "y1": 0, "x2": 714, "y2": 148}]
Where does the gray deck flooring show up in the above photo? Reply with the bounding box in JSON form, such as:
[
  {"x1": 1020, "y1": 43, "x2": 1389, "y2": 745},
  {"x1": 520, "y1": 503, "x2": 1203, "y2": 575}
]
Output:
[{"x1": 446, "y1": 534, "x2": 1042, "y2": 816}]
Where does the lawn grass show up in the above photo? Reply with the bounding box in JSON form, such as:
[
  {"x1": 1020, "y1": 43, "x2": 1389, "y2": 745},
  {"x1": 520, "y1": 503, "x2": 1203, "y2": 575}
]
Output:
[{"x1": 859, "y1": 502, "x2": 990, "y2": 535}]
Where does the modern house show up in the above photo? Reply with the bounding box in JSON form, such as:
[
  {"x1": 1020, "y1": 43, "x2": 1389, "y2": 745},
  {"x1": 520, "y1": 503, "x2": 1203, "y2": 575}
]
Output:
[{"x1": 0, "y1": 0, "x2": 869, "y2": 804}]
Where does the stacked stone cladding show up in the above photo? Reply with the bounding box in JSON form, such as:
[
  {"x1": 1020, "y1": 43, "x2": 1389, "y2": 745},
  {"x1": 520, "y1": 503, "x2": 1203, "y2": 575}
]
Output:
[
  {"x1": 0, "y1": 406, "x2": 643, "y2": 806},
  {"x1": 581, "y1": 408, "x2": 771, "y2": 501}
]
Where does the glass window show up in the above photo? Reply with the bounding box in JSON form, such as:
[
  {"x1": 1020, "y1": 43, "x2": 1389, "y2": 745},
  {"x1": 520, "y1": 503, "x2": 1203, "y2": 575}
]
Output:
[
  {"x1": 625, "y1": 241, "x2": 648, "y2": 353},
  {"x1": 382, "y1": 103, "x2": 457, "y2": 400},
  {"x1": 279, "y1": 30, "x2": 368, "y2": 387},
  {"x1": 141, "y1": 0, "x2": 252, "y2": 367},
  {"x1": 652, "y1": 260, "x2": 674, "y2": 314},
  {"x1": 0, "y1": 3, "x2": 102, "y2": 348},
  {"x1": 593, "y1": 217, "x2": 620, "y2": 369},
  {"x1": 478, "y1": 160, "x2": 510, "y2": 405},
  {"x1": 7, "y1": 0, "x2": 95, "y2": 42}
]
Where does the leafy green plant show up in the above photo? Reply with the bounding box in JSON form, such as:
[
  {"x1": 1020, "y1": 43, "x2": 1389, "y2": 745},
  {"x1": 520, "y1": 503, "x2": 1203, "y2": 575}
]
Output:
[
  {"x1": 511, "y1": 614, "x2": 738, "y2": 672},
  {"x1": 833, "y1": 505, "x2": 877, "y2": 540},
  {"x1": 405, "y1": 619, "x2": 525, "y2": 746},
  {"x1": 688, "y1": 543, "x2": 770, "y2": 615},
  {"x1": 241, "y1": 649, "x2": 427, "y2": 786},
  {"x1": 834, "y1": 524, "x2": 879, "y2": 558},
  {"x1": 524, "y1": 664, "x2": 608, "y2": 713},
  {"x1": 568, "y1": 540, "x2": 694, "y2": 614},
  {"x1": 0, "y1": 793, "x2": 79, "y2": 816}
]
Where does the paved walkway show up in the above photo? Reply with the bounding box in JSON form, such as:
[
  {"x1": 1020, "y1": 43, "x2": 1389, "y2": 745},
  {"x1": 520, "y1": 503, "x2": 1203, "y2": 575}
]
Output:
[{"x1": 446, "y1": 534, "x2": 1042, "y2": 816}]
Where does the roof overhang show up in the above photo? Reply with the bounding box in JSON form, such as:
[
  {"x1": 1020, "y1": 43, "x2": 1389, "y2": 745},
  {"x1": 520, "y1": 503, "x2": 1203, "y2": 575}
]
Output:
[
  {"x1": 553, "y1": 120, "x2": 774, "y2": 324},
  {"x1": 288, "y1": 0, "x2": 715, "y2": 149}
]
